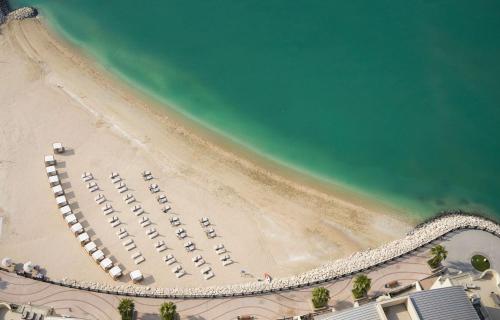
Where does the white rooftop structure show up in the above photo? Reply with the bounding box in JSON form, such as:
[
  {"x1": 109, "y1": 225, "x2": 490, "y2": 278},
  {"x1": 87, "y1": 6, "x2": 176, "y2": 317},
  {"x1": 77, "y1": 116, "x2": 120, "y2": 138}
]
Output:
[
  {"x1": 77, "y1": 232, "x2": 90, "y2": 244},
  {"x1": 91, "y1": 250, "x2": 104, "y2": 262},
  {"x1": 130, "y1": 269, "x2": 143, "y2": 282},
  {"x1": 84, "y1": 241, "x2": 97, "y2": 254},
  {"x1": 59, "y1": 205, "x2": 72, "y2": 216},
  {"x1": 99, "y1": 258, "x2": 113, "y2": 270},
  {"x1": 46, "y1": 165, "x2": 57, "y2": 176},
  {"x1": 64, "y1": 214, "x2": 77, "y2": 225},
  {"x1": 44, "y1": 155, "x2": 55, "y2": 166},
  {"x1": 23, "y1": 261, "x2": 34, "y2": 273},
  {"x1": 55, "y1": 195, "x2": 67, "y2": 207},
  {"x1": 52, "y1": 142, "x2": 64, "y2": 153},
  {"x1": 109, "y1": 265, "x2": 122, "y2": 279},
  {"x1": 48, "y1": 175, "x2": 60, "y2": 186},
  {"x1": 52, "y1": 185, "x2": 64, "y2": 196},
  {"x1": 70, "y1": 223, "x2": 83, "y2": 234}
]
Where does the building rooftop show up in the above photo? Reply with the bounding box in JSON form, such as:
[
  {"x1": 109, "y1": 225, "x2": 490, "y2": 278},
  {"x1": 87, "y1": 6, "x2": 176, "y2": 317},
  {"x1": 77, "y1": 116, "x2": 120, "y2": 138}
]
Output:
[{"x1": 315, "y1": 286, "x2": 480, "y2": 320}]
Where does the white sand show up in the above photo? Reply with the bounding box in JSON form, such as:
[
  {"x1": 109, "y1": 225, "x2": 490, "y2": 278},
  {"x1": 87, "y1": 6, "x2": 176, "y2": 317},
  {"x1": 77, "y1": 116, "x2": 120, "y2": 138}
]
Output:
[{"x1": 0, "y1": 18, "x2": 412, "y2": 287}]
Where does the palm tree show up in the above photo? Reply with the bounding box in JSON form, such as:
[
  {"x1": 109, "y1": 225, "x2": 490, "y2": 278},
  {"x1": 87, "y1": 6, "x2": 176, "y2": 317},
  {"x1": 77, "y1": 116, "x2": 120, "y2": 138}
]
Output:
[
  {"x1": 311, "y1": 287, "x2": 330, "y2": 309},
  {"x1": 117, "y1": 298, "x2": 134, "y2": 320},
  {"x1": 428, "y1": 245, "x2": 448, "y2": 268},
  {"x1": 352, "y1": 274, "x2": 371, "y2": 299},
  {"x1": 159, "y1": 301, "x2": 177, "y2": 320}
]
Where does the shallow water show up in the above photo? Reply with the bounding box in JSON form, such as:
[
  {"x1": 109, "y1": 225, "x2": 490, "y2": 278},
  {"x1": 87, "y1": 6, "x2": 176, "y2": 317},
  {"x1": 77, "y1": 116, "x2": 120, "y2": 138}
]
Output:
[{"x1": 11, "y1": 0, "x2": 500, "y2": 219}]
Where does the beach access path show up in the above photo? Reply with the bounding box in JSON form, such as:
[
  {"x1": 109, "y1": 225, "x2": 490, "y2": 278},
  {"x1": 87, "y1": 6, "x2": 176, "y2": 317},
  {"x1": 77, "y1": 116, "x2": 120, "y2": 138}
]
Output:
[{"x1": 1, "y1": 229, "x2": 497, "y2": 320}]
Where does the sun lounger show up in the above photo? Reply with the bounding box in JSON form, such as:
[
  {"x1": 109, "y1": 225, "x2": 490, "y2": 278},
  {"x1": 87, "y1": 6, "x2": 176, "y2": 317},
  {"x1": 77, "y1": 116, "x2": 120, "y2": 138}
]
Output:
[
  {"x1": 142, "y1": 170, "x2": 152, "y2": 177},
  {"x1": 184, "y1": 241, "x2": 195, "y2": 251},
  {"x1": 177, "y1": 232, "x2": 187, "y2": 239},
  {"x1": 108, "y1": 215, "x2": 118, "y2": 223},
  {"x1": 144, "y1": 174, "x2": 153, "y2": 181},
  {"x1": 157, "y1": 245, "x2": 167, "y2": 252},
  {"x1": 131, "y1": 251, "x2": 142, "y2": 259},
  {"x1": 157, "y1": 194, "x2": 167, "y2": 203},
  {"x1": 118, "y1": 231, "x2": 129, "y2": 239},
  {"x1": 172, "y1": 265, "x2": 182, "y2": 273},
  {"x1": 64, "y1": 214, "x2": 77, "y2": 225},
  {"x1": 111, "y1": 220, "x2": 121, "y2": 228},
  {"x1": 140, "y1": 220, "x2": 151, "y2": 228},
  {"x1": 52, "y1": 142, "x2": 64, "y2": 153},
  {"x1": 118, "y1": 185, "x2": 128, "y2": 193},
  {"x1": 163, "y1": 254, "x2": 176, "y2": 264},
  {"x1": 48, "y1": 175, "x2": 60, "y2": 186},
  {"x1": 154, "y1": 240, "x2": 167, "y2": 252},
  {"x1": 82, "y1": 172, "x2": 93, "y2": 182},
  {"x1": 201, "y1": 266, "x2": 211, "y2": 274},
  {"x1": 46, "y1": 165, "x2": 57, "y2": 177},
  {"x1": 149, "y1": 231, "x2": 159, "y2": 239},
  {"x1": 84, "y1": 241, "x2": 97, "y2": 254},
  {"x1": 146, "y1": 228, "x2": 156, "y2": 235},
  {"x1": 126, "y1": 243, "x2": 136, "y2": 251},
  {"x1": 111, "y1": 176, "x2": 122, "y2": 184},
  {"x1": 117, "y1": 228, "x2": 126, "y2": 235},
  {"x1": 116, "y1": 182, "x2": 126, "y2": 189},
  {"x1": 220, "y1": 254, "x2": 230, "y2": 261},
  {"x1": 87, "y1": 181, "x2": 97, "y2": 189},
  {"x1": 102, "y1": 203, "x2": 113, "y2": 215},
  {"x1": 131, "y1": 204, "x2": 143, "y2": 215},
  {"x1": 124, "y1": 193, "x2": 135, "y2": 204},
  {"x1": 134, "y1": 256, "x2": 145, "y2": 265},
  {"x1": 123, "y1": 238, "x2": 134, "y2": 246},
  {"x1": 44, "y1": 155, "x2": 56, "y2": 166},
  {"x1": 92, "y1": 250, "x2": 104, "y2": 262},
  {"x1": 110, "y1": 172, "x2": 119, "y2": 179},
  {"x1": 95, "y1": 193, "x2": 106, "y2": 204},
  {"x1": 176, "y1": 269, "x2": 186, "y2": 278},
  {"x1": 162, "y1": 204, "x2": 172, "y2": 213},
  {"x1": 192, "y1": 255, "x2": 205, "y2": 267},
  {"x1": 204, "y1": 271, "x2": 214, "y2": 280},
  {"x1": 142, "y1": 171, "x2": 153, "y2": 180},
  {"x1": 149, "y1": 184, "x2": 160, "y2": 193}
]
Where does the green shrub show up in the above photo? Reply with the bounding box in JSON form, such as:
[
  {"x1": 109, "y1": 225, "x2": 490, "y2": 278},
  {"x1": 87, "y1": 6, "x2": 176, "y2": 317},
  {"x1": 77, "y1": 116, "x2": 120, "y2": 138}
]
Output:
[{"x1": 312, "y1": 287, "x2": 330, "y2": 309}]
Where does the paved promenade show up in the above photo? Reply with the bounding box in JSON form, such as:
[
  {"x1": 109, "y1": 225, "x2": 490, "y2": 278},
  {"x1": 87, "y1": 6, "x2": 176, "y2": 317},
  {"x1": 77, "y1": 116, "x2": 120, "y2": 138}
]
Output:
[{"x1": 0, "y1": 229, "x2": 498, "y2": 319}]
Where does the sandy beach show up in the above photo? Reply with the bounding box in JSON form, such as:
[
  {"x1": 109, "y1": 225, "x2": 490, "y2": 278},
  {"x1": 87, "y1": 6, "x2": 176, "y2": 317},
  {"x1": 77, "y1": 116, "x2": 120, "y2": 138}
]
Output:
[{"x1": 0, "y1": 18, "x2": 413, "y2": 287}]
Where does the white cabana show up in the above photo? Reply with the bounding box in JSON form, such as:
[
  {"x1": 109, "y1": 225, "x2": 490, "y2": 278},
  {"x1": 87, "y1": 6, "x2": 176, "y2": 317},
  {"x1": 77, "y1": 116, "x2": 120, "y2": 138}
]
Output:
[
  {"x1": 91, "y1": 250, "x2": 105, "y2": 262},
  {"x1": 70, "y1": 222, "x2": 83, "y2": 234},
  {"x1": 52, "y1": 185, "x2": 64, "y2": 197},
  {"x1": 56, "y1": 195, "x2": 67, "y2": 207},
  {"x1": 52, "y1": 142, "x2": 64, "y2": 153},
  {"x1": 23, "y1": 261, "x2": 34, "y2": 273},
  {"x1": 100, "y1": 258, "x2": 113, "y2": 270},
  {"x1": 1, "y1": 257, "x2": 12, "y2": 268},
  {"x1": 64, "y1": 214, "x2": 77, "y2": 225},
  {"x1": 84, "y1": 241, "x2": 97, "y2": 254},
  {"x1": 46, "y1": 166, "x2": 57, "y2": 177},
  {"x1": 48, "y1": 175, "x2": 60, "y2": 187},
  {"x1": 44, "y1": 155, "x2": 55, "y2": 166},
  {"x1": 59, "y1": 205, "x2": 72, "y2": 216},
  {"x1": 77, "y1": 232, "x2": 90, "y2": 244},
  {"x1": 130, "y1": 269, "x2": 143, "y2": 282},
  {"x1": 109, "y1": 266, "x2": 123, "y2": 279}
]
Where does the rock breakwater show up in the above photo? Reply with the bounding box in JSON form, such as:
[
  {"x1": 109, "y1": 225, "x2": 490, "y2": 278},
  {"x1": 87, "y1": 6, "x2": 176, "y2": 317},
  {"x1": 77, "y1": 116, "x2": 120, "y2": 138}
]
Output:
[{"x1": 51, "y1": 213, "x2": 499, "y2": 298}]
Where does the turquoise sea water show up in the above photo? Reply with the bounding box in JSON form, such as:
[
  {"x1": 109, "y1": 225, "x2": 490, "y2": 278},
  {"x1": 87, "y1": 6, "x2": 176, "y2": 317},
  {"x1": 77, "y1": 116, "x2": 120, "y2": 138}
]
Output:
[{"x1": 11, "y1": 0, "x2": 500, "y2": 219}]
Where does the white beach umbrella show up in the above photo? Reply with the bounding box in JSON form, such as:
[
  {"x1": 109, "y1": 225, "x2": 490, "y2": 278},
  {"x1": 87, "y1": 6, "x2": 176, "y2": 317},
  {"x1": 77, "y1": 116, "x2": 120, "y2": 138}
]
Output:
[
  {"x1": 1, "y1": 257, "x2": 12, "y2": 267},
  {"x1": 23, "y1": 261, "x2": 34, "y2": 273}
]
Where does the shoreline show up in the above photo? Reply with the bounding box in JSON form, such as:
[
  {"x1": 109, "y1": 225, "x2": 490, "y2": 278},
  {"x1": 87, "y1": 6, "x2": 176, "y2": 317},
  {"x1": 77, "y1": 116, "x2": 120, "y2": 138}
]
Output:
[
  {"x1": 34, "y1": 12, "x2": 416, "y2": 224},
  {"x1": 0, "y1": 16, "x2": 415, "y2": 288}
]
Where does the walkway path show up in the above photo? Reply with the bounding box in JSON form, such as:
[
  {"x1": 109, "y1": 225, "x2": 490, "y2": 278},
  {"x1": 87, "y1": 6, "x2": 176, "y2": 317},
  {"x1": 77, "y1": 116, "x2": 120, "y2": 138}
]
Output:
[{"x1": 0, "y1": 229, "x2": 498, "y2": 319}]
